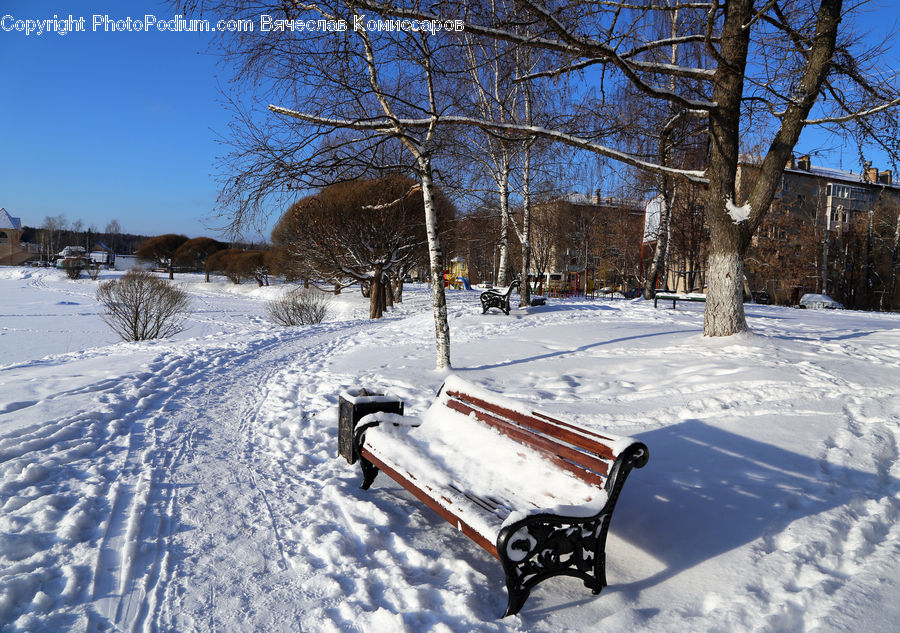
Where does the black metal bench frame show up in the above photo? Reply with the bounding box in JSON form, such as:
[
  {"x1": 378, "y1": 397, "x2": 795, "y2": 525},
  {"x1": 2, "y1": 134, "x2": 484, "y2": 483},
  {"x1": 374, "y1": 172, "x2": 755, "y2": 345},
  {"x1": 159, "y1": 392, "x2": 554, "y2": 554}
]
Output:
[
  {"x1": 653, "y1": 292, "x2": 707, "y2": 309},
  {"x1": 345, "y1": 380, "x2": 649, "y2": 617},
  {"x1": 480, "y1": 279, "x2": 520, "y2": 315}
]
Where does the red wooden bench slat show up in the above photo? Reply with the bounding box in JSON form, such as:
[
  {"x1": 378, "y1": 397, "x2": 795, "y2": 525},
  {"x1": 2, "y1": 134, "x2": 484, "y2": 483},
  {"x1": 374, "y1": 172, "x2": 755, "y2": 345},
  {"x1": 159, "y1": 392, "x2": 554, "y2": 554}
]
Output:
[
  {"x1": 531, "y1": 411, "x2": 619, "y2": 445},
  {"x1": 360, "y1": 445, "x2": 500, "y2": 557},
  {"x1": 444, "y1": 398, "x2": 609, "y2": 485},
  {"x1": 446, "y1": 390, "x2": 617, "y2": 461}
]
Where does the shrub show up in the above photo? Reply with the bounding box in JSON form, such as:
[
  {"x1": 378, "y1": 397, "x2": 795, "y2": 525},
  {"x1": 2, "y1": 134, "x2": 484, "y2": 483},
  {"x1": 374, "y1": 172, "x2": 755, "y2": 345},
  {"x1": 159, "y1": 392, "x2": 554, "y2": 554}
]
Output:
[
  {"x1": 266, "y1": 287, "x2": 331, "y2": 326},
  {"x1": 206, "y1": 248, "x2": 245, "y2": 283},
  {"x1": 96, "y1": 270, "x2": 191, "y2": 341},
  {"x1": 58, "y1": 258, "x2": 84, "y2": 280}
]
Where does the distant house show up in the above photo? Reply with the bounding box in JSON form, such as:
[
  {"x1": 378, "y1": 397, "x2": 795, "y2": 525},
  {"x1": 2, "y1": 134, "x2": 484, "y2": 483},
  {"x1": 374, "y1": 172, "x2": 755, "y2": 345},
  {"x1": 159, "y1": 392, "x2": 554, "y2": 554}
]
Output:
[
  {"x1": 113, "y1": 254, "x2": 152, "y2": 271},
  {"x1": 89, "y1": 241, "x2": 114, "y2": 266},
  {"x1": 0, "y1": 208, "x2": 36, "y2": 265},
  {"x1": 58, "y1": 246, "x2": 87, "y2": 258}
]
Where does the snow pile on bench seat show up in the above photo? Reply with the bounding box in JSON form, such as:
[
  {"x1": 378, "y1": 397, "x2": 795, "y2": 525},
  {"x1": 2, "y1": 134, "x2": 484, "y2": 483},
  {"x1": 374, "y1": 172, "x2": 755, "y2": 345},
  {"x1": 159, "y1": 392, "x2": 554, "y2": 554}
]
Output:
[
  {"x1": 360, "y1": 377, "x2": 612, "y2": 542},
  {"x1": 484, "y1": 283, "x2": 516, "y2": 295}
]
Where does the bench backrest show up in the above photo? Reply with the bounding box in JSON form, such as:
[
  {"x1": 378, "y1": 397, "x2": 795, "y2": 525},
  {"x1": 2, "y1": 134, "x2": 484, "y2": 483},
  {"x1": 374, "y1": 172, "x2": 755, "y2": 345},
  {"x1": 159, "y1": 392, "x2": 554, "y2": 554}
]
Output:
[
  {"x1": 486, "y1": 279, "x2": 519, "y2": 299},
  {"x1": 440, "y1": 385, "x2": 619, "y2": 488}
]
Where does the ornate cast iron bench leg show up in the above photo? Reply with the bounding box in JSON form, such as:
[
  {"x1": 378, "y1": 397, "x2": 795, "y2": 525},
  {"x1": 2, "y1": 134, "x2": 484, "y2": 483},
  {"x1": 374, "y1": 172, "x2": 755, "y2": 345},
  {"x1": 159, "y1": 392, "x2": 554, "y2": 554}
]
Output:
[{"x1": 497, "y1": 513, "x2": 610, "y2": 617}]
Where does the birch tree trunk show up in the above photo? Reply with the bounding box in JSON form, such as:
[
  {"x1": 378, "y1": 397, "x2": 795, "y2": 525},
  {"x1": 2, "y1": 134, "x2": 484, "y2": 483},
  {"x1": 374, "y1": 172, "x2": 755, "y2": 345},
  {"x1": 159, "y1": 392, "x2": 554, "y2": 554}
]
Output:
[
  {"x1": 518, "y1": 142, "x2": 532, "y2": 307},
  {"x1": 420, "y1": 160, "x2": 451, "y2": 368},
  {"x1": 644, "y1": 5, "x2": 680, "y2": 299},
  {"x1": 644, "y1": 189, "x2": 672, "y2": 295},
  {"x1": 496, "y1": 164, "x2": 510, "y2": 286}
]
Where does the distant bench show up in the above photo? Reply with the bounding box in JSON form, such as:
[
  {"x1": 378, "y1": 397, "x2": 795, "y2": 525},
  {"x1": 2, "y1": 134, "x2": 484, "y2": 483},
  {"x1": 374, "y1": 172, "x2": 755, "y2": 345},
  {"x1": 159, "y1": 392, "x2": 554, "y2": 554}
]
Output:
[
  {"x1": 340, "y1": 376, "x2": 649, "y2": 617},
  {"x1": 653, "y1": 292, "x2": 707, "y2": 309},
  {"x1": 480, "y1": 279, "x2": 519, "y2": 315}
]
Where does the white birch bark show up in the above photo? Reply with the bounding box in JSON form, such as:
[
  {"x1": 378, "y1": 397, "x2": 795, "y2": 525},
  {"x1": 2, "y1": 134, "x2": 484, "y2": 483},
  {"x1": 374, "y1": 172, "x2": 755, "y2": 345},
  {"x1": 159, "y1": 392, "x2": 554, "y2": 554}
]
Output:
[
  {"x1": 496, "y1": 162, "x2": 510, "y2": 286},
  {"x1": 420, "y1": 161, "x2": 451, "y2": 368},
  {"x1": 518, "y1": 140, "x2": 533, "y2": 307}
]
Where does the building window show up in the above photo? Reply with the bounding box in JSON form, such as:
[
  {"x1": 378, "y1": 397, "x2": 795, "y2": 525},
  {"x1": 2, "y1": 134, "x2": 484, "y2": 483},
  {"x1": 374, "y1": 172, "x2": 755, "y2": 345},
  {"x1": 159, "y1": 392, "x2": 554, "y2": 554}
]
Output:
[{"x1": 828, "y1": 183, "x2": 874, "y2": 206}]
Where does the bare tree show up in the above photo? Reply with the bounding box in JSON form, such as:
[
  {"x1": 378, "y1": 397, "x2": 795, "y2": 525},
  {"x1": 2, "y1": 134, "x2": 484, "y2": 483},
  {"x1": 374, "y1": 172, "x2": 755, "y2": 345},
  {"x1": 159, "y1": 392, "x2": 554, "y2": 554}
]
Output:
[
  {"x1": 272, "y1": 176, "x2": 452, "y2": 319},
  {"x1": 96, "y1": 270, "x2": 191, "y2": 341},
  {"x1": 454, "y1": 25, "x2": 525, "y2": 286},
  {"x1": 205, "y1": 248, "x2": 245, "y2": 283},
  {"x1": 180, "y1": 0, "x2": 459, "y2": 367},
  {"x1": 352, "y1": 0, "x2": 900, "y2": 335},
  {"x1": 136, "y1": 234, "x2": 189, "y2": 280},
  {"x1": 175, "y1": 237, "x2": 228, "y2": 281},
  {"x1": 41, "y1": 214, "x2": 67, "y2": 261}
]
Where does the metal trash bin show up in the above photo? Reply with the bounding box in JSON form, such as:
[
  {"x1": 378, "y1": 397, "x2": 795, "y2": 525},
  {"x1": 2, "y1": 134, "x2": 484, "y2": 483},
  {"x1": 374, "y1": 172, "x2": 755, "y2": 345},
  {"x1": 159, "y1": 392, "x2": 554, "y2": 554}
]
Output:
[{"x1": 338, "y1": 389, "x2": 404, "y2": 464}]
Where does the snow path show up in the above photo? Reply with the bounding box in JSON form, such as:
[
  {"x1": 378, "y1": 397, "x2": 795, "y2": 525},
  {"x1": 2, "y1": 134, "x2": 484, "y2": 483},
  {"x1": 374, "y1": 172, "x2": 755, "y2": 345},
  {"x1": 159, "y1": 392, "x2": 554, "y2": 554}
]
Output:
[{"x1": 2, "y1": 269, "x2": 900, "y2": 631}]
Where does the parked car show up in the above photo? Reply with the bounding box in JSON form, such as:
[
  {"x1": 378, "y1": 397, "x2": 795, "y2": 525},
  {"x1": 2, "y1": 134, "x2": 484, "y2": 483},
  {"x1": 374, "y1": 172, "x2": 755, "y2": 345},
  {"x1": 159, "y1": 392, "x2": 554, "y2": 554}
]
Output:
[
  {"x1": 799, "y1": 293, "x2": 843, "y2": 309},
  {"x1": 751, "y1": 291, "x2": 772, "y2": 305}
]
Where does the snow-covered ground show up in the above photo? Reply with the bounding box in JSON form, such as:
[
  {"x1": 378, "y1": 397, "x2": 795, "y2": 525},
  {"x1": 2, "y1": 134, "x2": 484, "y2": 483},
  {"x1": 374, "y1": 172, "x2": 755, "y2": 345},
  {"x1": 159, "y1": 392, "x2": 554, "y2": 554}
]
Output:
[{"x1": 1, "y1": 266, "x2": 899, "y2": 632}]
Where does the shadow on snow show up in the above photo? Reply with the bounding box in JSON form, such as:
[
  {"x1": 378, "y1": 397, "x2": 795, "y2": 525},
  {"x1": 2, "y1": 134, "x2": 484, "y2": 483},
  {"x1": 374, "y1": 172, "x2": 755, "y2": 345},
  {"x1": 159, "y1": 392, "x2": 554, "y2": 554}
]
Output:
[{"x1": 610, "y1": 419, "x2": 895, "y2": 595}]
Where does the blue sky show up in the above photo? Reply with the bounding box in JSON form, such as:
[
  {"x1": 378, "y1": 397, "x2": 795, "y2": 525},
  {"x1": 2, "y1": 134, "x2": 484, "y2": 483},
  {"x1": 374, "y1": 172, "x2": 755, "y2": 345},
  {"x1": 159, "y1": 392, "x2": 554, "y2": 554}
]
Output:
[
  {"x1": 0, "y1": 1, "x2": 233, "y2": 239},
  {"x1": 1, "y1": 2, "x2": 898, "y2": 243}
]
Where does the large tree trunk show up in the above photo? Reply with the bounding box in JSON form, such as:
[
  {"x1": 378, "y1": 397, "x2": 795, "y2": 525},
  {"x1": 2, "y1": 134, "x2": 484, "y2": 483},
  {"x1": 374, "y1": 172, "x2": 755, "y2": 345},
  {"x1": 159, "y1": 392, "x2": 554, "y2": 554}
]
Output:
[
  {"x1": 420, "y1": 160, "x2": 451, "y2": 369},
  {"x1": 704, "y1": 221, "x2": 748, "y2": 335},
  {"x1": 702, "y1": 0, "x2": 752, "y2": 336},
  {"x1": 702, "y1": 0, "x2": 842, "y2": 335},
  {"x1": 385, "y1": 273, "x2": 394, "y2": 309},
  {"x1": 369, "y1": 264, "x2": 385, "y2": 319}
]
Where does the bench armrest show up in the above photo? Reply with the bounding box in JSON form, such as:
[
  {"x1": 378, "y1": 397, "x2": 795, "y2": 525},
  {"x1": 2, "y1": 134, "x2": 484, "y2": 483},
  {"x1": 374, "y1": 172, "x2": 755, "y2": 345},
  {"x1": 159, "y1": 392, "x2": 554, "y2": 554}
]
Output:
[
  {"x1": 357, "y1": 411, "x2": 421, "y2": 427},
  {"x1": 352, "y1": 412, "x2": 422, "y2": 472}
]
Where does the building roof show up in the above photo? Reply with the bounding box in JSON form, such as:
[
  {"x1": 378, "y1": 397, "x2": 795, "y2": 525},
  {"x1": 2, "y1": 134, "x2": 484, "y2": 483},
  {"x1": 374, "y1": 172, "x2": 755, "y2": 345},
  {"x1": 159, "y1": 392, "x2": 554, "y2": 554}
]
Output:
[
  {"x1": 785, "y1": 164, "x2": 899, "y2": 190},
  {"x1": 0, "y1": 208, "x2": 22, "y2": 231},
  {"x1": 741, "y1": 154, "x2": 898, "y2": 190},
  {"x1": 557, "y1": 193, "x2": 643, "y2": 210}
]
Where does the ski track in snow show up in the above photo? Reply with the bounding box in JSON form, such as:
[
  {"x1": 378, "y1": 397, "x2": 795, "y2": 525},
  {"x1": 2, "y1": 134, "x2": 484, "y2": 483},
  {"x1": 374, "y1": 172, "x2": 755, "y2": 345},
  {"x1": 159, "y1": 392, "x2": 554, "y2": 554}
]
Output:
[{"x1": 1, "y1": 268, "x2": 900, "y2": 632}]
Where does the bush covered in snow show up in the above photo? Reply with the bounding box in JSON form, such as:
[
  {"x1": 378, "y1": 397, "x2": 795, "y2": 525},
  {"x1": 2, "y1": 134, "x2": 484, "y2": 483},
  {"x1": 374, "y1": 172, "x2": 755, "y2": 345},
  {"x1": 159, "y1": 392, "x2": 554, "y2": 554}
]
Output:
[
  {"x1": 265, "y1": 287, "x2": 331, "y2": 326},
  {"x1": 96, "y1": 270, "x2": 191, "y2": 341}
]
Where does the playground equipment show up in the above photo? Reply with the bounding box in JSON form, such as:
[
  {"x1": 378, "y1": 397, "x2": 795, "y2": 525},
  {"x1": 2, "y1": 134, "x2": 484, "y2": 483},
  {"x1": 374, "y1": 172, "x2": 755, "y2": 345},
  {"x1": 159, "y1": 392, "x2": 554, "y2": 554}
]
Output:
[
  {"x1": 532, "y1": 267, "x2": 599, "y2": 298},
  {"x1": 444, "y1": 257, "x2": 472, "y2": 290}
]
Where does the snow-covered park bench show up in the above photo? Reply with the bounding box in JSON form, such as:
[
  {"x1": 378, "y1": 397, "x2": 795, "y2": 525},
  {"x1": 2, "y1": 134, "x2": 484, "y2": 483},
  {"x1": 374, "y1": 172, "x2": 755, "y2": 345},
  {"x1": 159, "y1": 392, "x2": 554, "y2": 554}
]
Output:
[
  {"x1": 653, "y1": 291, "x2": 707, "y2": 309},
  {"x1": 340, "y1": 376, "x2": 650, "y2": 617},
  {"x1": 480, "y1": 279, "x2": 520, "y2": 315}
]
